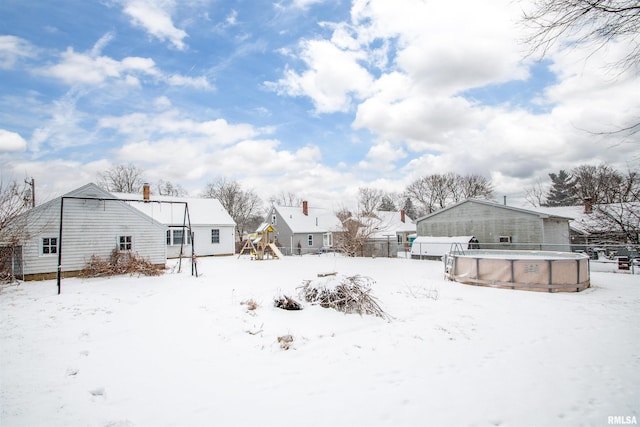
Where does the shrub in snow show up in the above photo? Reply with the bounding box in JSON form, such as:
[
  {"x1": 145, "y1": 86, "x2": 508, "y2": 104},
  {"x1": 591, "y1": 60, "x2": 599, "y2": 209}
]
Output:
[
  {"x1": 277, "y1": 334, "x2": 294, "y2": 350},
  {"x1": 273, "y1": 295, "x2": 303, "y2": 310},
  {"x1": 241, "y1": 299, "x2": 260, "y2": 311},
  {"x1": 298, "y1": 274, "x2": 390, "y2": 320},
  {"x1": 79, "y1": 249, "x2": 163, "y2": 278}
]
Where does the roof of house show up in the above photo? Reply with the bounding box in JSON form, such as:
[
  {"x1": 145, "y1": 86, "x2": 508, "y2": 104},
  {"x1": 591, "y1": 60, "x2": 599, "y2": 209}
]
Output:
[
  {"x1": 536, "y1": 202, "x2": 640, "y2": 236},
  {"x1": 114, "y1": 193, "x2": 235, "y2": 227},
  {"x1": 535, "y1": 205, "x2": 592, "y2": 235},
  {"x1": 417, "y1": 198, "x2": 574, "y2": 222},
  {"x1": 273, "y1": 204, "x2": 342, "y2": 233},
  {"x1": 366, "y1": 210, "x2": 416, "y2": 239},
  {"x1": 14, "y1": 183, "x2": 167, "y2": 231}
]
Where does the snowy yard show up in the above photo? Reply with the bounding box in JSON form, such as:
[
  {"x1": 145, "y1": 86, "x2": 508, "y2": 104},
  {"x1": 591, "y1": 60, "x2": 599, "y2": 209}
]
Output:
[{"x1": 1, "y1": 255, "x2": 638, "y2": 427}]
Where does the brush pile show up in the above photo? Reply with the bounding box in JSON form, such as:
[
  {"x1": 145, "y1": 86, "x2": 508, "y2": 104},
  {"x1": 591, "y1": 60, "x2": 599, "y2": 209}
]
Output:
[
  {"x1": 298, "y1": 274, "x2": 389, "y2": 320},
  {"x1": 274, "y1": 294, "x2": 303, "y2": 310},
  {"x1": 80, "y1": 249, "x2": 163, "y2": 278}
]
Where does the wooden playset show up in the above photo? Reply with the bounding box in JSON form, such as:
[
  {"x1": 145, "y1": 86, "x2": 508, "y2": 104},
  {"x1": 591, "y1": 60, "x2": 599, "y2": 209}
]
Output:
[{"x1": 238, "y1": 223, "x2": 284, "y2": 260}]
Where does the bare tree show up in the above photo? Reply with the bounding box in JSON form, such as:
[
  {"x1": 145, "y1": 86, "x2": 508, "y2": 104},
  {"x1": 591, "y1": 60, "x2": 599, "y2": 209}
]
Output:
[
  {"x1": 522, "y1": 0, "x2": 640, "y2": 71},
  {"x1": 454, "y1": 174, "x2": 495, "y2": 201},
  {"x1": 98, "y1": 164, "x2": 145, "y2": 193},
  {"x1": 358, "y1": 187, "x2": 384, "y2": 214},
  {"x1": 572, "y1": 163, "x2": 623, "y2": 204},
  {"x1": 0, "y1": 178, "x2": 31, "y2": 240},
  {"x1": 525, "y1": 179, "x2": 549, "y2": 207},
  {"x1": 156, "y1": 180, "x2": 188, "y2": 197},
  {"x1": 269, "y1": 191, "x2": 302, "y2": 207},
  {"x1": 0, "y1": 178, "x2": 31, "y2": 282},
  {"x1": 406, "y1": 173, "x2": 493, "y2": 216},
  {"x1": 406, "y1": 177, "x2": 439, "y2": 216},
  {"x1": 522, "y1": 0, "x2": 640, "y2": 137},
  {"x1": 201, "y1": 178, "x2": 264, "y2": 239},
  {"x1": 333, "y1": 209, "x2": 392, "y2": 257},
  {"x1": 588, "y1": 199, "x2": 640, "y2": 244}
]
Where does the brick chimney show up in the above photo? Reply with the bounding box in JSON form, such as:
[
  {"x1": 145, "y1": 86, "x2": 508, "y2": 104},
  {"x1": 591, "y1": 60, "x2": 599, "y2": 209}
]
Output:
[
  {"x1": 143, "y1": 183, "x2": 150, "y2": 202},
  {"x1": 400, "y1": 209, "x2": 405, "y2": 223},
  {"x1": 302, "y1": 200, "x2": 308, "y2": 216},
  {"x1": 583, "y1": 197, "x2": 592, "y2": 214}
]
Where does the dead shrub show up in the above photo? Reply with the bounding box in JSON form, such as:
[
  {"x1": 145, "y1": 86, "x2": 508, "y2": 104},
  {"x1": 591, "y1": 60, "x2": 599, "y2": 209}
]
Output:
[
  {"x1": 79, "y1": 249, "x2": 163, "y2": 278},
  {"x1": 277, "y1": 334, "x2": 294, "y2": 350},
  {"x1": 273, "y1": 295, "x2": 303, "y2": 310},
  {"x1": 298, "y1": 274, "x2": 390, "y2": 320},
  {"x1": 241, "y1": 299, "x2": 260, "y2": 311}
]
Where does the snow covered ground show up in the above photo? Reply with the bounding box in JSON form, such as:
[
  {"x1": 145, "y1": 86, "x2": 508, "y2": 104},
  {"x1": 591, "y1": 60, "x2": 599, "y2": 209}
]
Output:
[{"x1": 1, "y1": 255, "x2": 638, "y2": 427}]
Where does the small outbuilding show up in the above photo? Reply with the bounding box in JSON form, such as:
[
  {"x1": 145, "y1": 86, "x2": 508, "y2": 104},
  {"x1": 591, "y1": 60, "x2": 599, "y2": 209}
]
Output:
[
  {"x1": 416, "y1": 199, "x2": 573, "y2": 251},
  {"x1": 410, "y1": 236, "x2": 477, "y2": 260}
]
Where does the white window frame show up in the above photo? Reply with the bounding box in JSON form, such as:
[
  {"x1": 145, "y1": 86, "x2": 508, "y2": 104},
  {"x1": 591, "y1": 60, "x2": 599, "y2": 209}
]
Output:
[
  {"x1": 168, "y1": 229, "x2": 192, "y2": 246},
  {"x1": 211, "y1": 229, "x2": 220, "y2": 244},
  {"x1": 41, "y1": 236, "x2": 58, "y2": 256},
  {"x1": 307, "y1": 234, "x2": 313, "y2": 246},
  {"x1": 499, "y1": 236, "x2": 512, "y2": 243},
  {"x1": 118, "y1": 235, "x2": 133, "y2": 252}
]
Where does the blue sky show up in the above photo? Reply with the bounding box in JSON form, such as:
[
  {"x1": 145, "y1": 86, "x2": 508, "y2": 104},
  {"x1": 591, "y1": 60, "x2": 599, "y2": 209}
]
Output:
[{"x1": 1, "y1": 0, "x2": 638, "y2": 209}]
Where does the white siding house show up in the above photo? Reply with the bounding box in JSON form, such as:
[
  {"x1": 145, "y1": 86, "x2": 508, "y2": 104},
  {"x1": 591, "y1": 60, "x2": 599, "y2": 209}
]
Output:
[
  {"x1": 116, "y1": 191, "x2": 236, "y2": 258},
  {"x1": 16, "y1": 183, "x2": 167, "y2": 281}
]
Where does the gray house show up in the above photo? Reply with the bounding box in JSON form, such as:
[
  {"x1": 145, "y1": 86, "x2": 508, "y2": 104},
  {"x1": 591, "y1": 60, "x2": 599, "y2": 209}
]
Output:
[
  {"x1": 268, "y1": 201, "x2": 342, "y2": 255},
  {"x1": 415, "y1": 199, "x2": 573, "y2": 251},
  {"x1": 12, "y1": 183, "x2": 167, "y2": 281}
]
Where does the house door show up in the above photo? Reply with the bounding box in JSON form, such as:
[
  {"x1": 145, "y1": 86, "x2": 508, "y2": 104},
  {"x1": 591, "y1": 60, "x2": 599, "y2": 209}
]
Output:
[{"x1": 12, "y1": 245, "x2": 23, "y2": 280}]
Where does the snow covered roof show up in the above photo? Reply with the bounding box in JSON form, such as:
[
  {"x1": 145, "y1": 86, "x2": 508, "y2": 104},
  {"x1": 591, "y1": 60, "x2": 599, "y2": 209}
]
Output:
[
  {"x1": 536, "y1": 202, "x2": 640, "y2": 236},
  {"x1": 417, "y1": 199, "x2": 574, "y2": 222},
  {"x1": 535, "y1": 205, "x2": 591, "y2": 235},
  {"x1": 362, "y1": 210, "x2": 416, "y2": 239},
  {"x1": 114, "y1": 193, "x2": 235, "y2": 227},
  {"x1": 410, "y1": 236, "x2": 475, "y2": 257},
  {"x1": 273, "y1": 205, "x2": 342, "y2": 233}
]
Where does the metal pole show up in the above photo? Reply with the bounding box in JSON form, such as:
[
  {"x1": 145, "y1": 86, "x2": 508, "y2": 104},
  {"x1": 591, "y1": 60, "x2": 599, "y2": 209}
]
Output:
[
  {"x1": 31, "y1": 178, "x2": 35, "y2": 208},
  {"x1": 56, "y1": 197, "x2": 64, "y2": 295}
]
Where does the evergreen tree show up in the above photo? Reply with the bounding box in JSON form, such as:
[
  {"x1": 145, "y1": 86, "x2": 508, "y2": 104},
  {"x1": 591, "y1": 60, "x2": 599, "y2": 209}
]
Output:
[
  {"x1": 378, "y1": 195, "x2": 396, "y2": 211},
  {"x1": 545, "y1": 170, "x2": 577, "y2": 206},
  {"x1": 401, "y1": 197, "x2": 417, "y2": 220}
]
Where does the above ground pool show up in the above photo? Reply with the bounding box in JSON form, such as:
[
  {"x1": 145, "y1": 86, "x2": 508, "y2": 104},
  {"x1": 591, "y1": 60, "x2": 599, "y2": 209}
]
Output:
[{"x1": 444, "y1": 249, "x2": 590, "y2": 292}]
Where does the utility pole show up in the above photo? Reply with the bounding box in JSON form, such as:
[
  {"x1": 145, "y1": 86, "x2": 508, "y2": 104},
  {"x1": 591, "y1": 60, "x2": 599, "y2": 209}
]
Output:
[{"x1": 24, "y1": 177, "x2": 35, "y2": 208}]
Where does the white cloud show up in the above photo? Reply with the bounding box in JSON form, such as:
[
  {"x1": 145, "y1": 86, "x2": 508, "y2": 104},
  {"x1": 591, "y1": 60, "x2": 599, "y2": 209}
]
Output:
[
  {"x1": 38, "y1": 40, "x2": 211, "y2": 89},
  {"x1": 267, "y1": 39, "x2": 374, "y2": 113},
  {"x1": 119, "y1": 0, "x2": 188, "y2": 50},
  {"x1": 0, "y1": 35, "x2": 36, "y2": 69},
  {"x1": 0, "y1": 129, "x2": 27, "y2": 152},
  {"x1": 358, "y1": 141, "x2": 406, "y2": 172},
  {"x1": 99, "y1": 111, "x2": 259, "y2": 145},
  {"x1": 41, "y1": 47, "x2": 159, "y2": 85}
]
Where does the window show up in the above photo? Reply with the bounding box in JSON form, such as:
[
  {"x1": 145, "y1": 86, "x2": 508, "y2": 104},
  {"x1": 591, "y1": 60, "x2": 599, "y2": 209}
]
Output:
[
  {"x1": 271, "y1": 213, "x2": 277, "y2": 226},
  {"x1": 173, "y1": 229, "x2": 185, "y2": 245},
  {"x1": 499, "y1": 236, "x2": 512, "y2": 243},
  {"x1": 168, "y1": 229, "x2": 191, "y2": 245},
  {"x1": 119, "y1": 235, "x2": 133, "y2": 251},
  {"x1": 42, "y1": 237, "x2": 57, "y2": 255},
  {"x1": 211, "y1": 229, "x2": 220, "y2": 244},
  {"x1": 397, "y1": 234, "x2": 403, "y2": 244},
  {"x1": 307, "y1": 234, "x2": 313, "y2": 246}
]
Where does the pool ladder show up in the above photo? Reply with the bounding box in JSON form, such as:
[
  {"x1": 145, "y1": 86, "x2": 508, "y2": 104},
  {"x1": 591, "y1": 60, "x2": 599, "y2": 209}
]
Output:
[{"x1": 450, "y1": 242, "x2": 465, "y2": 256}]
